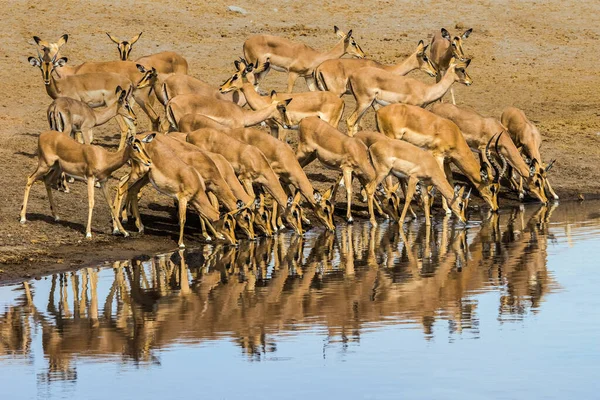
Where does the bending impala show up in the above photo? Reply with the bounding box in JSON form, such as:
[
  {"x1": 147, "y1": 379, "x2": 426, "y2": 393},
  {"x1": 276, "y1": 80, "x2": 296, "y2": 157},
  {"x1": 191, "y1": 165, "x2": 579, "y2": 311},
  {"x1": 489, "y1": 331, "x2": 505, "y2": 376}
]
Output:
[
  {"x1": 501, "y1": 107, "x2": 558, "y2": 200},
  {"x1": 363, "y1": 133, "x2": 471, "y2": 225},
  {"x1": 314, "y1": 40, "x2": 437, "y2": 97},
  {"x1": 376, "y1": 104, "x2": 502, "y2": 212},
  {"x1": 106, "y1": 32, "x2": 189, "y2": 74},
  {"x1": 296, "y1": 117, "x2": 377, "y2": 223},
  {"x1": 429, "y1": 27, "x2": 472, "y2": 104},
  {"x1": 431, "y1": 103, "x2": 547, "y2": 203},
  {"x1": 219, "y1": 60, "x2": 344, "y2": 139},
  {"x1": 243, "y1": 26, "x2": 365, "y2": 92},
  {"x1": 124, "y1": 136, "x2": 237, "y2": 248},
  {"x1": 346, "y1": 57, "x2": 472, "y2": 134},
  {"x1": 47, "y1": 85, "x2": 136, "y2": 147},
  {"x1": 186, "y1": 128, "x2": 304, "y2": 234},
  {"x1": 20, "y1": 131, "x2": 154, "y2": 239}
]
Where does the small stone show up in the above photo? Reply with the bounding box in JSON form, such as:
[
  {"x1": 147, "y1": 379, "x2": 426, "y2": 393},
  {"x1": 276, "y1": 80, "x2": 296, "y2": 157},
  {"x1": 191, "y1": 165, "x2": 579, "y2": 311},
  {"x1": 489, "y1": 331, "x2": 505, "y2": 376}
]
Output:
[
  {"x1": 455, "y1": 22, "x2": 465, "y2": 30},
  {"x1": 228, "y1": 5, "x2": 248, "y2": 15}
]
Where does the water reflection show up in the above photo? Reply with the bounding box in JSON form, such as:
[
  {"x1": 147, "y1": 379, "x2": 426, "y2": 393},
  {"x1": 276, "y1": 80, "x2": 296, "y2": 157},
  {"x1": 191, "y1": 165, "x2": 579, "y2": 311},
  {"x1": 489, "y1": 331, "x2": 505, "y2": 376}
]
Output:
[{"x1": 2, "y1": 201, "x2": 590, "y2": 382}]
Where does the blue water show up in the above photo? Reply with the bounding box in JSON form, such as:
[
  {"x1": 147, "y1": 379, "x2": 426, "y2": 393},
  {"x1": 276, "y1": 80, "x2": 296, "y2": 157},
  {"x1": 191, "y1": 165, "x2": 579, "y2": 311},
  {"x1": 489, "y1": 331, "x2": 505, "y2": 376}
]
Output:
[{"x1": 1, "y1": 202, "x2": 599, "y2": 400}]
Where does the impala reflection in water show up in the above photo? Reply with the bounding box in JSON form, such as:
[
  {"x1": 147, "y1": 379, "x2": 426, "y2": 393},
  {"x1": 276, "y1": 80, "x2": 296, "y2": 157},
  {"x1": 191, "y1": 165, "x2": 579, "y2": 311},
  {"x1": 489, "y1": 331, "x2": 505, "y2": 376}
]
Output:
[{"x1": 2, "y1": 201, "x2": 599, "y2": 399}]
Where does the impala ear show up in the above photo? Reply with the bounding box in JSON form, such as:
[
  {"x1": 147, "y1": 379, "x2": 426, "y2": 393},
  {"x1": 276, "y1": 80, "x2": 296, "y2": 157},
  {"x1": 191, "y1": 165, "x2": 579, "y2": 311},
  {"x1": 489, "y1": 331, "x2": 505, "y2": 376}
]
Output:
[
  {"x1": 236, "y1": 200, "x2": 244, "y2": 209},
  {"x1": 313, "y1": 190, "x2": 322, "y2": 203},
  {"x1": 441, "y1": 28, "x2": 451, "y2": 40},
  {"x1": 33, "y1": 36, "x2": 42, "y2": 45},
  {"x1": 55, "y1": 57, "x2": 67, "y2": 67},
  {"x1": 136, "y1": 63, "x2": 147, "y2": 73},
  {"x1": 416, "y1": 40, "x2": 425, "y2": 54},
  {"x1": 141, "y1": 133, "x2": 156, "y2": 143},
  {"x1": 454, "y1": 184, "x2": 462, "y2": 196},
  {"x1": 462, "y1": 28, "x2": 473, "y2": 39},
  {"x1": 57, "y1": 34, "x2": 68, "y2": 46},
  {"x1": 292, "y1": 189, "x2": 302, "y2": 205},
  {"x1": 423, "y1": 43, "x2": 430, "y2": 52},
  {"x1": 480, "y1": 166, "x2": 490, "y2": 182},
  {"x1": 130, "y1": 32, "x2": 142, "y2": 45},
  {"x1": 334, "y1": 26, "x2": 343, "y2": 37},
  {"x1": 284, "y1": 98, "x2": 292, "y2": 106},
  {"x1": 115, "y1": 85, "x2": 123, "y2": 94},
  {"x1": 323, "y1": 185, "x2": 334, "y2": 201},
  {"x1": 234, "y1": 59, "x2": 241, "y2": 71},
  {"x1": 346, "y1": 29, "x2": 353, "y2": 39},
  {"x1": 462, "y1": 58, "x2": 472, "y2": 68},
  {"x1": 126, "y1": 135, "x2": 134, "y2": 146},
  {"x1": 28, "y1": 56, "x2": 40, "y2": 67},
  {"x1": 106, "y1": 32, "x2": 120, "y2": 44}
]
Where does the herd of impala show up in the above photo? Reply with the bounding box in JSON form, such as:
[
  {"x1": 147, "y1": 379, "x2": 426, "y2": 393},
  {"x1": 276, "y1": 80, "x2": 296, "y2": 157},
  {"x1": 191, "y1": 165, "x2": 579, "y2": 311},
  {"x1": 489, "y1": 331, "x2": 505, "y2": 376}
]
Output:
[{"x1": 19, "y1": 27, "x2": 558, "y2": 248}]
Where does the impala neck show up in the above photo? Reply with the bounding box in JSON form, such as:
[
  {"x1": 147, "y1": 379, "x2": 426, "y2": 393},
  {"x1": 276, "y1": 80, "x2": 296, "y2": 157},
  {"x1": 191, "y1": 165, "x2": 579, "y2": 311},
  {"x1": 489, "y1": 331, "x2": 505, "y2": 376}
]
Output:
[
  {"x1": 239, "y1": 83, "x2": 269, "y2": 110},
  {"x1": 498, "y1": 138, "x2": 530, "y2": 177},
  {"x1": 45, "y1": 74, "x2": 61, "y2": 99},
  {"x1": 262, "y1": 177, "x2": 289, "y2": 209},
  {"x1": 102, "y1": 146, "x2": 132, "y2": 177},
  {"x1": 386, "y1": 51, "x2": 419, "y2": 75},
  {"x1": 241, "y1": 102, "x2": 278, "y2": 127},
  {"x1": 422, "y1": 66, "x2": 457, "y2": 104},
  {"x1": 313, "y1": 38, "x2": 346, "y2": 67},
  {"x1": 293, "y1": 171, "x2": 318, "y2": 206},
  {"x1": 93, "y1": 100, "x2": 120, "y2": 125},
  {"x1": 450, "y1": 141, "x2": 484, "y2": 187}
]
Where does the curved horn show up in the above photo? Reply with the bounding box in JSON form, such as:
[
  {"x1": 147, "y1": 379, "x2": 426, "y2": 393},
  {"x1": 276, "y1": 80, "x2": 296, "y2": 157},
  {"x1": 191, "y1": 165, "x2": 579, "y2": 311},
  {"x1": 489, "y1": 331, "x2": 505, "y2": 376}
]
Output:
[
  {"x1": 494, "y1": 131, "x2": 508, "y2": 182},
  {"x1": 485, "y1": 132, "x2": 501, "y2": 181}
]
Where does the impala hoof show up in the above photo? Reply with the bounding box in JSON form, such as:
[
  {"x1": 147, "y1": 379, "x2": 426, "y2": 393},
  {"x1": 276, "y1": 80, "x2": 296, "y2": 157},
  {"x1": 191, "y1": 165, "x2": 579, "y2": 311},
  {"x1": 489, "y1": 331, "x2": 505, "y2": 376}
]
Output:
[
  {"x1": 85, "y1": 233, "x2": 92, "y2": 239},
  {"x1": 519, "y1": 193, "x2": 525, "y2": 201},
  {"x1": 179, "y1": 243, "x2": 186, "y2": 248},
  {"x1": 122, "y1": 216, "x2": 129, "y2": 223},
  {"x1": 347, "y1": 217, "x2": 354, "y2": 224},
  {"x1": 19, "y1": 217, "x2": 26, "y2": 224},
  {"x1": 553, "y1": 194, "x2": 559, "y2": 201},
  {"x1": 445, "y1": 209, "x2": 452, "y2": 215},
  {"x1": 123, "y1": 231, "x2": 130, "y2": 238},
  {"x1": 204, "y1": 236, "x2": 212, "y2": 242},
  {"x1": 54, "y1": 216, "x2": 60, "y2": 221},
  {"x1": 138, "y1": 226, "x2": 144, "y2": 234}
]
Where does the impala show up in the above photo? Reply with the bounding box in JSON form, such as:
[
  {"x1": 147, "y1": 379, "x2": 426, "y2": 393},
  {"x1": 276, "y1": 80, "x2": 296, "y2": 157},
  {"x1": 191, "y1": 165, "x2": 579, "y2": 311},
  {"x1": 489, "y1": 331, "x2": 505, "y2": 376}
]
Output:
[
  {"x1": 431, "y1": 103, "x2": 547, "y2": 203},
  {"x1": 501, "y1": 107, "x2": 558, "y2": 200},
  {"x1": 20, "y1": 131, "x2": 155, "y2": 238},
  {"x1": 106, "y1": 32, "x2": 189, "y2": 74},
  {"x1": 346, "y1": 57, "x2": 472, "y2": 134},
  {"x1": 219, "y1": 59, "x2": 344, "y2": 139},
  {"x1": 376, "y1": 104, "x2": 503, "y2": 212},
  {"x1": 243, "y1": 26, "x2": 365, "y2": 92},
  {"x1": 47, "y1": 85, "x2": 136, "y2": 147},
  {"x1": 430, "y1": 27, "x2": 472, "y2": 104},
  {"x1": 314, "y1": 40, "x2": 437, "y2": 97},
  {"x1": 296, "y1": 116, "x2": 378, "y2": 223}
]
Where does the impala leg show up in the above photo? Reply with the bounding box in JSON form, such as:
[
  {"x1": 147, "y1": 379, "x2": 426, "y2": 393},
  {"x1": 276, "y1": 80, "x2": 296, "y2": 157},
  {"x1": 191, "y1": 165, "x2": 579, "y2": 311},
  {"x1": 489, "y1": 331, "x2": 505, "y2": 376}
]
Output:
[
  {"x1": 399, "y1": 176, "x2": 418, "y2": 225},
  {"x1": 81, "y1": 128, "x2": 93, "y2": 145},
  {"x1": 127, "y1": 175, "x2": 149, "y2": 233},
  {"x1": 176, "y1": 196, "x2": 188, "y2": 248},
  {"x1": 399, "y1": 179, "x2": 417, "y2": 219},
  {"x1": 450, "y1": 87, "x2": 456, "y2": 105},
  {"x1": 545, "y1": 178, "x2": 559, "y2": 201},
  {"x1": 86, "y1": 177, "x2": 95, "y2": 239},
  {"x1": 439, "y1": 158, "x2": 453, "y2": 215},
  {"x1": 100, "y1": 182, "x2": 128, "y2": 237},
  {"x1": 346, "y1": 100, "x2": 372, "y2": 136},
  {"x1": 207, "y1": 192, "x2": 219, "y2": 210},
  {"x1": 286, "y1": 72, "x2": 299, "y2": 93},
  {"x1": 304, "y1": 75, "x2": 317, "y2": 92},
  {"x1": 343, "y1": 169, "x2": 354, "y2": 223},
  {"x1": 21, "y1": 163, "x2": 53, "y2": 223},
  {"x1": 366, "y1": 173, "x2": 387, "y2": 226},
  {"x1": 420, "y1": 186, "x2": 431, "y2": 227},
  {"x1": 134, "y1": 89, "x2": 160, "y2": 130},
  {"x1": 113, "y1": 173, "x2": 130, "y2": 227},
  {"x1": 44, "y1": 174, "x2": 59, "y2": 221},
  {"x1": 296, "y1": 147, "x2": 317, "y2": 168}
]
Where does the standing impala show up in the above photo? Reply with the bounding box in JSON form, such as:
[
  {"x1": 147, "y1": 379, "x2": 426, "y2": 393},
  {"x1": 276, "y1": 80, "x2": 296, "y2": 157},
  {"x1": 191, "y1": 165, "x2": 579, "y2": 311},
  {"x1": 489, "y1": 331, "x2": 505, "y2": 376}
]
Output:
[
  {"x1": 106, "y1": 32, "x2": 188, "y2": 74},
  {"x1": 376, "y1": 104, "x2": 502, "y2": 212},
  {"x1": 346, "y1": 57, "x2": 472, "y2": 134},
  {"x1": 501, "y1": 107, "x2": 558, "y2": 200},
  {"x1": 243, "y1": 26, "x2": 366, "y2": 92},
  {"x1": 431, "y1": 103, "x2": 548, "y2": 203},
  {"x1": 47, "y1": 86, "x2": 136, "y2": 147},
  {"x1": 20, "y1": 131, "x2": 155, "y2": 239},
  {"x1": 430, "y1": 27, "x2": 473, "y2": 104},
  {"x1": 219, "y1": 60, "x2": 344, "y2": 139},
  {"x1": 314, "y1": 40, "x2": 437, "y2": 97}
]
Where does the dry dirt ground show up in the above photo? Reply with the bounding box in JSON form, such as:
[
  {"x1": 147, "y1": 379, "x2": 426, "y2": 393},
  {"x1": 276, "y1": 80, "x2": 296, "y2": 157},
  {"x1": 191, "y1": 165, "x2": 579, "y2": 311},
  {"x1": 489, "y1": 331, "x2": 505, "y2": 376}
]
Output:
[{"x1": 1, "y1": 0, "x2": 599, "y2": 282}]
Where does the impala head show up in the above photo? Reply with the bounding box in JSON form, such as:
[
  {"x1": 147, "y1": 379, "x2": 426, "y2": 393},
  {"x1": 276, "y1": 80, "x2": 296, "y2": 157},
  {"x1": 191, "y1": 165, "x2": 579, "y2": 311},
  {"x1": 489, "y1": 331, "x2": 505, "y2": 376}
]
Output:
[
  {"x1": 29, "y1": 53, "x2": 66, "y2": 85},
  {"x1": 312, "y1": 186, "x2": 336, "y2": 231},
  {"x1": 253, "y1": 193, "x2": 274, "y2": 236},
  {"x1": 450, "y1": 185, "x2": 471, "y2": 223},
  {"x1": 233, "y1": 201, "x2": 256, "y2": 240},
  {"x1": 115, "y1": 85, "x2": 137, "y2": 123},
  {"x1": 440, "y1": 27, "x2": 472, "y2": 61},
  {"x1": 527, "y1": 159, "x2": 554, "y2": 203},
  {"x1": 127, "y1": 133, "x2": 154, "y2": 167},
  {"x1": 479, "y1": 132, "x2": 507, "y2": 212},
  {"x1": 286, "y1": 190, "x2": 305, "y2": 235},
  {"x1": 376, "y1": 182, "x2": 401, "y2": 221},
  {"x1": 273, "y1": 95, "x2": 295, "y2": 129},
  {"x1": 219, "y1": 59, "x2": 268, "y2": 93},
  {"x1": 334, "y1": 26, "x2": 366, "y2": 58},
  {"x1": 33, "y1": 34, "x2": 68, "y2": 60},
  {"x1": 136, "y1": 64, "x2": 157, "y2": 89},
  {"x1": 449, "y1": 57, "x2": 473, "y2": 86},
  {"x1": 107, "y1": 32, "x2": 142, "y2": 61},
  {"x1": 415, "y1": 40, "x2": 437, "y2": 77},
  {"x1": 214, "y1": 213, "x2": 237, "y2": 245}
]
